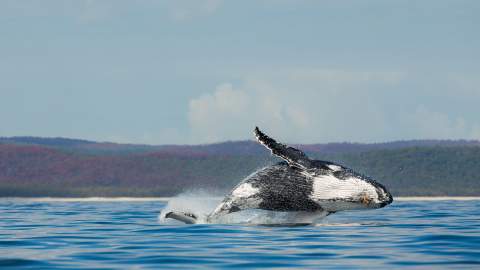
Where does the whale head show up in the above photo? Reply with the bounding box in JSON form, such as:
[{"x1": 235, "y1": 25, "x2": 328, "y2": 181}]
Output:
[{"x1": 308, "y1": 163, "x2": 393, "y2": 212}]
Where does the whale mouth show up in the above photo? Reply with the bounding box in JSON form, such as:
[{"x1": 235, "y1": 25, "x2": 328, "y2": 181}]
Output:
[
  {"x1": 371, "y1": 182, "x2": 393, "y2": 208},
  {"x1": 385, "y1": 192, "x2": 394, "y2": 205},
  {"x1": 377, "y1": 190, "x2": 393, "y2": 208}
]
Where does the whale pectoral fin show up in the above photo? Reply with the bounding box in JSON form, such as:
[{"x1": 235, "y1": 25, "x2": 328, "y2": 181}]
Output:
[
  {"x1": 254, "y1": 127, "x2": 312, "y2": 169},
  {"x1": 165, "y1": 211, "x2": 197, "y2": 224}
]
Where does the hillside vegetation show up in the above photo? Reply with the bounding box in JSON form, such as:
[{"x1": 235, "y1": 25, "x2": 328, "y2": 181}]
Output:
[{"x1": 0, "y1": 138, "x2": 479, "y2": 197}]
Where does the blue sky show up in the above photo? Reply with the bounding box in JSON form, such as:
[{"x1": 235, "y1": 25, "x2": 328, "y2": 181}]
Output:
[{"x1": 1, "y1": 0, "x2": 479, "y2": 144}]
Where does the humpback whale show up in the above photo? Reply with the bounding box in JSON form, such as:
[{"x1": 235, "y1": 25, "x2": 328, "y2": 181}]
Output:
[{"x1": 165, "y1": 127, "x2": 393, "y2": 224}]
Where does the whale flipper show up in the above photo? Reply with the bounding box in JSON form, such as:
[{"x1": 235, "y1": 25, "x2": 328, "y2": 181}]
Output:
[
  {"x1": 165, "y1": 211, "x2": 197, "y2": 224},
  {"x1": 254, "y1": 127, "x2": 313, "y2": 169}
]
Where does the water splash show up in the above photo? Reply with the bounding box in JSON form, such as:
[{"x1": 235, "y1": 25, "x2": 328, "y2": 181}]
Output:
[
  {"x1": 212, "y1": 209, "x2": 330, "y2": 225},
  {"x1": 158, "y1": 190, "x2": 329, "y2": 225},
  {"x1": 158, "y1": 190, "x2": 223, "y2": 224}
]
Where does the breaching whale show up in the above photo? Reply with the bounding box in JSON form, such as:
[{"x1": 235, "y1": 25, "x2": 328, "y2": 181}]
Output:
[{"x1": 165, "y1": 127, "x2": 393, "y2": 224}]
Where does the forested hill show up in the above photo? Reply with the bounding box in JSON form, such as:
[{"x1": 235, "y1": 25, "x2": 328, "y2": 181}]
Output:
[
  {"x1": 2, "y1": 136, "x2": 480, "y2": 155},
  {"x1": 0, "y1": 137, "x2": 479, "y2": 197}
]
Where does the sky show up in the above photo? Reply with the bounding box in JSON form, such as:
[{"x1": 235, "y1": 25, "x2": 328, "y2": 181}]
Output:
[{"x1": 1, "y1": 0, "x2": 479, "y2": 145}]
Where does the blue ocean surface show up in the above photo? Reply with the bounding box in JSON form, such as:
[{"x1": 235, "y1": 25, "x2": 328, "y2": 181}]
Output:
[{"x1": 0, "y1": 198, "x2": 479, "y2": 269}]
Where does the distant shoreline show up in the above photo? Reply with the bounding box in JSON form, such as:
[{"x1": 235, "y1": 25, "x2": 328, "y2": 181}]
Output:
[
  {"x1": 1, "y1": 196, "x2": 480, "y2": 202},
  {"x1": 3, "y1": 140, "x2": 480, "y2": 198}
]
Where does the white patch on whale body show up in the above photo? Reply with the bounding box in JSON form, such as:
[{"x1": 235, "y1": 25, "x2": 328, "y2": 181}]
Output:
[
  {"x1": 327, "y1": 164, "x2": 342, "y2": 171},
  {"x1": 232, "y1": 183, "x2": 259, "y2": 198},
  {"x1": 309, "y1": 174, "x2": 379, "y2": 211},
  {"x1": 209, "y1": 181, "x2": 261, "y2": 218}
]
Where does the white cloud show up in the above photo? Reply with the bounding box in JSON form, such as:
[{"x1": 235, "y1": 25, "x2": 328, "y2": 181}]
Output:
[
  {"x1": 187, "y1": 69, "x2": 480, "y2": 144},
  {"x1": 401, "y1": 105, "x2": 480, "y2": 140},
  {"x1": 285, "y1": 105, "x2": 310, "y2": 128},
  {"x1": 187, "y1": 69, "x2": 401, "y2": 144},
  {"x1": 447, "y1": 73, "x2": 480, "y2": 96},
  {"x1": 188, "y1": 83, "x2": 250, "y2": 143},
  {"x1": 471, "y1": 125, "x2": 480, "y2": 139}
]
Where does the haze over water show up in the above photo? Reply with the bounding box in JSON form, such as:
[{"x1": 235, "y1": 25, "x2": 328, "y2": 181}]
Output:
[{"x1": 1, "y1": 198, "x2": 479, "y2": 269}]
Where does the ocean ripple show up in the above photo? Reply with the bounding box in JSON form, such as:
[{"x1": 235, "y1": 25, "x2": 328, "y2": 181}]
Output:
[{"x1": 0, "y1": 199, "x2": 479, "y2": 269}]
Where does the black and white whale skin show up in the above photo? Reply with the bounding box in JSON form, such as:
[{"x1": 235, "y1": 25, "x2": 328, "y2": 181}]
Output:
[{"x1": 165, "y1": 127, "x2": 393, "y2": 224}]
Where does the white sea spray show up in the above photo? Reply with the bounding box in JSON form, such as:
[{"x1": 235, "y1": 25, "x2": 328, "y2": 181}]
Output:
[
  {"x1": 158, "y1": 190, "x2": 223, "y2": 224},
  {"x1": 158, "y1": 189, "x2": 329, "y2": 225}
]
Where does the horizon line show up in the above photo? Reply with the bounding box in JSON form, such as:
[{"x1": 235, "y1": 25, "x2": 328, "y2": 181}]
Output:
[{"x1": 1, "y1": 135, "x2": 480, "y2": 147}]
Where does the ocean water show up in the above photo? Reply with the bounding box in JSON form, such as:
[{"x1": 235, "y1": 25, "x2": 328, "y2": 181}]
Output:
[{"x1": 0, "y1": 198, "x2": 479, "y2": 269}]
